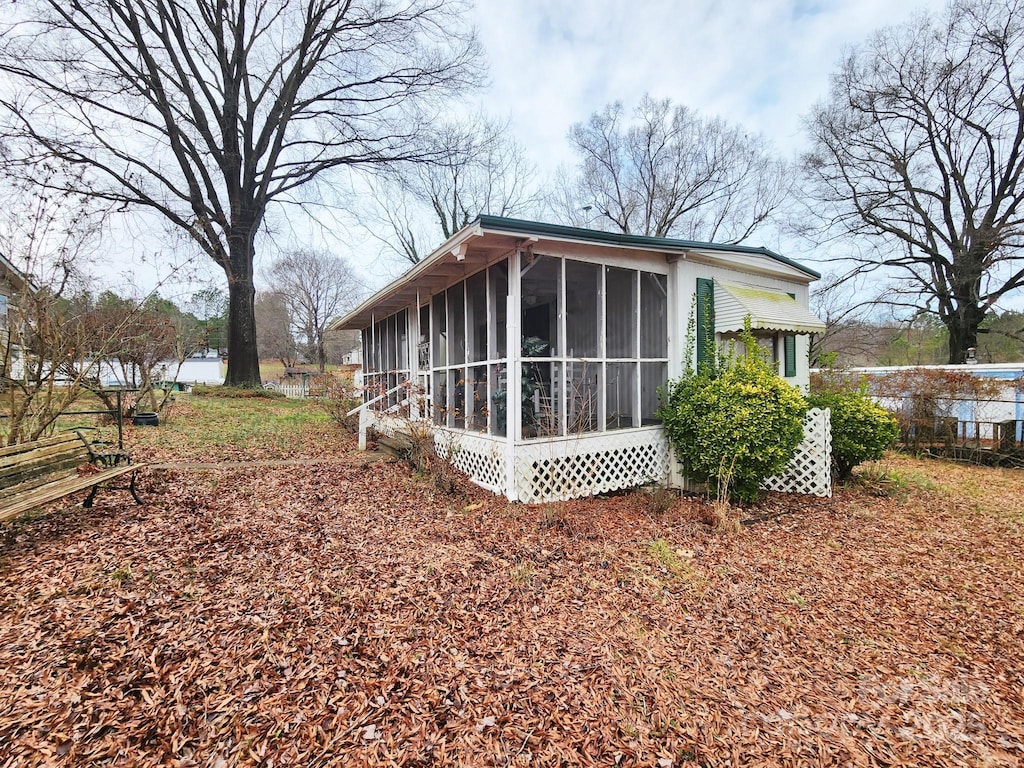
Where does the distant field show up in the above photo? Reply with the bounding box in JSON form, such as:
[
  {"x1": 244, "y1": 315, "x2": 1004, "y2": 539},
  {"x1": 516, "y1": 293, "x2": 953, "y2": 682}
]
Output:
[{"x1": 259, "y1": 361, "x2": 357, "y2": 383}]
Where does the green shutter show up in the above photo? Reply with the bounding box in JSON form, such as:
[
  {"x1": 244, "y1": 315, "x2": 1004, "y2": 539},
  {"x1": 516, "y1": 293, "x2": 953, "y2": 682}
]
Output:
[
  {"x1": 696, "y1": 278, "x2": 714, "y2": 371},
  {"x1": 784, "y1": 334, "x2": 796, "y2": 377}
]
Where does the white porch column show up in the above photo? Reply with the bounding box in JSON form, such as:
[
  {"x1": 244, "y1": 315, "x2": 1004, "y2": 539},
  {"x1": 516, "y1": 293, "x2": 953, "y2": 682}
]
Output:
[
  {"x1": 505, "y1": 249, "x2": 522, "y2": 501},
  {"x1": 408, "y1": 296, "x2": 420, "y2": 419}
]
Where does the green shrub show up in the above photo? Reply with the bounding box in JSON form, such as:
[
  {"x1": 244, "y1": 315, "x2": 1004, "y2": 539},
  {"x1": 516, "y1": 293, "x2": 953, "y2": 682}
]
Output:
[
  {"x1": 191, "y1": 385, "x2": 285, "y2": 400},
  {"x1": 660, "y1": 328, "x2": 808, "y2": 503},
  {"x1": 808, "y1": 387, "x2": 899, "y2": 482}
]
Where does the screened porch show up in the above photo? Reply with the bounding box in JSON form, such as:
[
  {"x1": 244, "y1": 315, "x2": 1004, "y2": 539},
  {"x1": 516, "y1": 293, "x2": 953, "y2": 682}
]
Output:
[{"x1": 358, "y1": 247, "x2": 674, "y2": 501}]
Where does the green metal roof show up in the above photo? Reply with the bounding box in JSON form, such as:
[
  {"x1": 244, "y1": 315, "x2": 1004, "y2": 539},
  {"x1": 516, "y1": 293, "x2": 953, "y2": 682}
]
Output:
[
  {"x1": 475, "y1": 215, "x2": 821, "y2": 279},
  {"x1": 331, "y1": 215, "x2": 821, "y2": 331}
]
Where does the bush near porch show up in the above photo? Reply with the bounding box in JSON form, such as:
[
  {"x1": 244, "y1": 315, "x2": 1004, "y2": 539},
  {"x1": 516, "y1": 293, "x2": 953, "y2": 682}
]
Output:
[{"x1": 660, "y1": 330, "x2": 808, "y2": 502}]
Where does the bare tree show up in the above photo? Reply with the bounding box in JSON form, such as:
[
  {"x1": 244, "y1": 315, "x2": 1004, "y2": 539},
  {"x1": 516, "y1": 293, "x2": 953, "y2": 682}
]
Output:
[
  {"x1": 0, "y1": 172, "x2": 169, "y2": 443},
  {"x1": 554, "y1": 95, "x2": 791, "y2": 242},
  {"x1": 255, "y1": 290, "x2": 297, "y2": 368},
  {"x1": 268, "y1": 249, "x2": 361, "y2": 371},
  {"x1": 0, "y1": 0, "x2": 483, "y2": 386},
  {"x1": 366, "y1": 114, "x2": 540, "y2": 264},
  {"x1": 802, "y1": 0, "x2": 1024, "y2": 364}
]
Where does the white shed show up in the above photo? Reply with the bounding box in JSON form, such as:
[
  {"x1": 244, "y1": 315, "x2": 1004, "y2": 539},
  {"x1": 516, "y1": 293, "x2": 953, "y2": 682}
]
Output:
[{"x1": 332, "y1": 216, "x2": 827, "y2": 502}]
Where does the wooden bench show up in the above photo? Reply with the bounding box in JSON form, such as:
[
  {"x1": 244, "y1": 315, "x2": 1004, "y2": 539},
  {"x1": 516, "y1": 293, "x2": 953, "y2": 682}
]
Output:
[{"x1": 0, "y1": 431, "x2": 146, "y2": 523}]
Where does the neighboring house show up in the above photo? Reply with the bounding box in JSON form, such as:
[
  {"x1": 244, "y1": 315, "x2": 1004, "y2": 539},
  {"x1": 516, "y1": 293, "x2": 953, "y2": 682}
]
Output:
[
  {"x1": 0, "y1": 253, "x2": 33, "y2": 380},
  {"x1": 851, "y1": 363, "x2": 1024, "y2": 444},
  {"x1": 329, "y1": 328, "x2": 363, "y2": 366},
  {"x1": 91, "y1": 355, "x2": 226, "y2": 387},
  {"x1": 332, "y1": 216, "x2": 826, "y2": 502}
]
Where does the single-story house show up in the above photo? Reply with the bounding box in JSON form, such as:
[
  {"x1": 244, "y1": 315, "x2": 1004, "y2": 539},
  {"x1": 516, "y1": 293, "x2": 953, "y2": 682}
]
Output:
[
  {"x1": 332, "y1": 216, "x2": 828, "y2": 503},
  {"x1": 1, "y1": 253, "x2": 33, "y2": 379}
]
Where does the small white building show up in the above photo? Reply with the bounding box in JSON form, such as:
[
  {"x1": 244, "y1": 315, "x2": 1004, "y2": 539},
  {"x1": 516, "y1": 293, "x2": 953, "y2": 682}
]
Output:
[
  {"x1": 333, "y1": 216, "x2": 827, "y2": 502},
  {"x1": 0, "y1": 253, "x2": 33, "y2": 379}
]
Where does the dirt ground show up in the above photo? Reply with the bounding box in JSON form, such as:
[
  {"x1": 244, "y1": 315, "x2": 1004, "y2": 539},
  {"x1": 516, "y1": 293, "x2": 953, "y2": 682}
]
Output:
[{"x1": 1, "y1": 405, "x2": 1022, "y2": 766}]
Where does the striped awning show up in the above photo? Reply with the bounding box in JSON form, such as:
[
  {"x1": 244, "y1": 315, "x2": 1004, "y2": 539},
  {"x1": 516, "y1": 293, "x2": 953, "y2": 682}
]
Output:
[{"x1": 714, "y1": 282, "x2": 826, "y2": 334}]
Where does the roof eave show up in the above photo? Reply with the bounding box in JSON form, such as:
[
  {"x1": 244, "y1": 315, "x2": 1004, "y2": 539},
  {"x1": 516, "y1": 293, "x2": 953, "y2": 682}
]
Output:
[{"x1": 330, "y1": 223, "x2": 484, "y2": 331}]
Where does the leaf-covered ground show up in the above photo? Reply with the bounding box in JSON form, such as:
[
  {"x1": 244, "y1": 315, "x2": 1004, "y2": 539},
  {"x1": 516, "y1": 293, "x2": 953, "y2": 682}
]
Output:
[{"x1": 1, "y1": 398, "x2": 1023, "y2": 766}]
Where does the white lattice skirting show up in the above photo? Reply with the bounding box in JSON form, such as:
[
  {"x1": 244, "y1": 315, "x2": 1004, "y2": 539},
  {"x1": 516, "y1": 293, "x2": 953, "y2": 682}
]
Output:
[
  {"x1": 761, "y1": 407, "x2": 832, "y2": 497},
  {"x1": 362, "y1": 409, "x2": 832, "y2": 502},
  {"x1": 434, "y1": 430, "x2": 507, "y2": 496},
  {"x1": 513, "y1": 430, "x2": 672, "y2": 504}
]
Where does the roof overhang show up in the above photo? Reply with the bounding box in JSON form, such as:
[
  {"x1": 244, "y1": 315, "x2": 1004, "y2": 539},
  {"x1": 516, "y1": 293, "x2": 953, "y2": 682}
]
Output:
[
  {"x1": 715, "y1": 281, "x2": 826, "y2": 335},
  {"x1": 0, "y1": 253, "x2": 32, "y2": 294},
  {"x1": 331, "y1": 216, "x2": 823, "y2": 331}
]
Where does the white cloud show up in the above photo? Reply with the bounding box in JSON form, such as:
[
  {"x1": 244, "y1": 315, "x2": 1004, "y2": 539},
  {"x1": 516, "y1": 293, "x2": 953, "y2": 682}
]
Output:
[{"x1": 471, "y1": 0, "x2": 948, "y2": 170}]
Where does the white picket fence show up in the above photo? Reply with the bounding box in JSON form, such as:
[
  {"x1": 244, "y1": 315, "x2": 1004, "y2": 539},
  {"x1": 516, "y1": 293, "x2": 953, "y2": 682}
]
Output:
[{"x1": 273, "y1": 383, "x2": 309, "y2": 399}]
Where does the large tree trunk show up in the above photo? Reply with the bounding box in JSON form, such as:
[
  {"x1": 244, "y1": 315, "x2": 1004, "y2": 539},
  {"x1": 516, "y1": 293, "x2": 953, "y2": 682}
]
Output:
[
  {"x1": 945, "y1": 307, "x2": 983, "y2": 365},
  {"x1": 942, "y1": 292, "x2": 983, "y2": 368},
  {"x1": 224, "y1": 235, "x2": 262, "y2": 387},
  {"x1": 944, "y1": 260, "x2": 986, "y2": 365}
]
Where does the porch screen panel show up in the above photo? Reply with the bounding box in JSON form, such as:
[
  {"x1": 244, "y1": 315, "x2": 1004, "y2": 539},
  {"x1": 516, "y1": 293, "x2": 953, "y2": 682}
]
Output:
[
  {"x1": 606, "y1": 267, "x2": 637, "y2": 358},
  {"x1": 396, "y1": 309, "x2": 408, "y2": 370},
  {"x1": 372, "y1": 319, "x2": 384, "y2": 375},
  {"x1": 418, "y1": 304, "x2": 430, "y2": 370},
  {"x1": 565, "y1": 260, "x2": 600, "y2": 358},
  {"x1": 432, "y1": 293, "x2": 447, "y2": 368},
  {"x1": 449, "y1": 368, "x2": 466, "y2": 429},
  {"x1": 432, "y1": 370, "x2": 447, "y2": 426},
  {"x1": 361, "y1": 327, "x2": 374, "y2": 403},
  {"x1": 371, "y1": 319, "x2": 386, "y2": 406},
  {"x1": 385, "y1": 314, "x2": 398, "y2": 406},
  {"x1": 523, "y1": 360, "x2": 559, "y2": 438},
  {"x1": 606, "y1": 362, "x2": 637, "y2": 429},
  {"x1": 566, "y1": 360, "x2": 599, "y2": 434},
  {"x1": 418, "y1": 304, "x2": 430, "y2": 416},
  {"x1": 521, "y1": 255, "x2": 560, "y2": 357},
  {"x1": 489, "y1": 261, "x2": 509, "y2": 359},
  {"x1": 640, "y1": 273, "x2": 668, "y2": 358},
  {"x1": 641, "y1": 362, "x2": 666, "y2": 425},
  {"x1": 448, "y1": 283, "x2": 466, "y2": 366},
  {"x1": 385, "y1": 314, "x2": 397, "y2": 372},
  {"x1": 467, "y1": 271, "x2": 487, "y2": 363},
  {"x1": 468, "y1": 364, "x2": 488, "y2": 432},
  {"x1": 490, "y1": 362, "x2": 508, "y2": 437}
]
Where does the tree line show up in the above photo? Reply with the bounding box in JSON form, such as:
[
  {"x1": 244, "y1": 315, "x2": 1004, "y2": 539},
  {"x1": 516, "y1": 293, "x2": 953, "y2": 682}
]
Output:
[{"x1": 1, "y1": 0, "x2": 1023, "y2": 383}]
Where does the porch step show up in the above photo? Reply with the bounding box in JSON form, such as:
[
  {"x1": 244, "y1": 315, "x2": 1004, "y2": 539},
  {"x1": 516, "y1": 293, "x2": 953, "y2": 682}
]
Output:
[{"x1": 375, "y1": 429, "x2": 414, "y2": 459}]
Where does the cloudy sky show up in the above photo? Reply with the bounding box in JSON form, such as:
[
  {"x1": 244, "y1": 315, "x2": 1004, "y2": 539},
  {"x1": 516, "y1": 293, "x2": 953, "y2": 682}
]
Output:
[
  {"x1": 469, "y1": 0, "x2": 946, "y2": 169},
  {"x1": 323, "y1": 0, "x2": 947, "y2": 288},
  {"x1": 52, "y1": 0, "x2": 954, "y2": 297}
]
